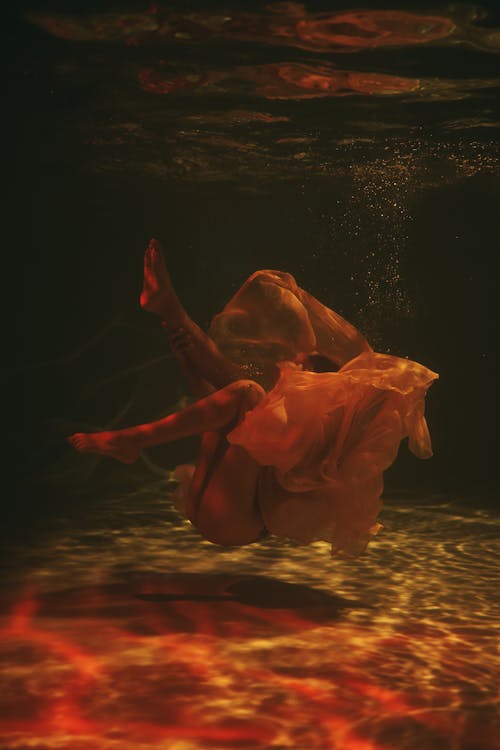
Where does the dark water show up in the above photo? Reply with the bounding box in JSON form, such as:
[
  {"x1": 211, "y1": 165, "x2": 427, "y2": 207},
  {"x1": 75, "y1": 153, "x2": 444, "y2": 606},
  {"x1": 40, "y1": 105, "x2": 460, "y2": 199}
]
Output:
[{"x1": 5, "y1": 1, "x2": 500, "y2": 748}]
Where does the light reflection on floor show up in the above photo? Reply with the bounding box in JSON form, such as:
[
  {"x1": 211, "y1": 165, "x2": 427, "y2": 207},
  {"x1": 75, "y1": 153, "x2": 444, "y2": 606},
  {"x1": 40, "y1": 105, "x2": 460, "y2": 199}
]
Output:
[{"x1": 1, "y1": 487, "x2": 498, "y2": 749}]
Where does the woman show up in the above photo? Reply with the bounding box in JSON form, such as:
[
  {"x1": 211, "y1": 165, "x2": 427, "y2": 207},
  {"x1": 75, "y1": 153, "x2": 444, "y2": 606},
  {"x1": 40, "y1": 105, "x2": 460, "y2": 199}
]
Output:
[{"x1": 69, "y1": 240, "x2": 438, "y2": 557}]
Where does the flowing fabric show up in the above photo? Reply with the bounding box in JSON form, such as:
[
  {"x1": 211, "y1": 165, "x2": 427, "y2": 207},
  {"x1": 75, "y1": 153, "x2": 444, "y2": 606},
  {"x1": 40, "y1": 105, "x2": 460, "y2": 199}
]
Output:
[
  {"x1": 209, "y1": 269, "x2": 373, "y2": 388},
  {"x1": 228, "y1": 354, "x2": 437, "y2": 556},
  {"x1": 193, "y1": 270, "x2": 438, "y2": 557}
]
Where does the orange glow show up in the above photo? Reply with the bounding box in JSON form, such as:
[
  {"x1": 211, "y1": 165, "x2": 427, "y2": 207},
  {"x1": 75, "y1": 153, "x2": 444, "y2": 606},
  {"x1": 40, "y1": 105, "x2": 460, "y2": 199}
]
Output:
[
  {"x1": 137, "y1": 68, "x2": 204, "y2": 94},
  {"x1": 138, "y1": 62, "x2": 420, "y2": 99},
  {"x1": 0, "y1": 576, "x2": 494, "y2": 749},
  {"x1": 294, "y1": 11, "x2": 456, "y2": 51},
  {"x1": 276, "y1": 65, "x2": 420, "y2": 97},
  {"x1": 28, "y1": 7, "x2": 457, "y2": 52}
]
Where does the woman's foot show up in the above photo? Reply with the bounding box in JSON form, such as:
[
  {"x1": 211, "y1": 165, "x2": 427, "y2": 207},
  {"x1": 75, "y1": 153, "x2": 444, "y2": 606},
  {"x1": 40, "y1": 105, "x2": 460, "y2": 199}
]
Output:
[
  {"x1": 140, "y1": 238, "x2": 186, "y2": 326},
  {"x1": 67, "y1": 431, "x2": 143, "y2": 464}
]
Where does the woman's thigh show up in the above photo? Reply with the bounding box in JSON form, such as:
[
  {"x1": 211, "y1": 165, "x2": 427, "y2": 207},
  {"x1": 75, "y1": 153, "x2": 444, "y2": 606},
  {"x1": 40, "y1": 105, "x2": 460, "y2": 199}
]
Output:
[{"x1": 186, "y1": 430, "x2": 265, "y2": 547}]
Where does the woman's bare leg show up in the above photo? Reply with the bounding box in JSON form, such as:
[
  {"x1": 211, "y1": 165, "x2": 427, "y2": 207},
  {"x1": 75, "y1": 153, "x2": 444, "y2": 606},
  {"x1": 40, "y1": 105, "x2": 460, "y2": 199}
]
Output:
[
  {"x1": 68, "y1": 379, "x2": 266, "y2": 545},
  {"x1": 68, "y1": 379, "x2": 264, "y2": 463},
  {"x1": 165, "y1": 326, "x2": 215, "y2": 398},
  {"x1": 140, "y1": 239, "x2": 242, "y2": 389},
  {"x1": 186, "y1": 433, "x2": 264, "y2": 546}
]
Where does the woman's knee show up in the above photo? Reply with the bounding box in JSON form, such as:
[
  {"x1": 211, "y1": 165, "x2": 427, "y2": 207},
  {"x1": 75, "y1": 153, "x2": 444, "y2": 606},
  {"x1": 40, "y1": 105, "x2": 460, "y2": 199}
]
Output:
[{"x1": 228, "y1": 379, "x2": 266, "y2": 409}]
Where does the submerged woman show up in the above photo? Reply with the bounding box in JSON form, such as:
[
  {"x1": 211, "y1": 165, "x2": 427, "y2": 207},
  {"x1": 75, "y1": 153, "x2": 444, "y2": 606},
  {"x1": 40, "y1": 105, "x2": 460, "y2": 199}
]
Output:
[{"x1": 68, "y1": 240, "x2": 438, "y2": 557}]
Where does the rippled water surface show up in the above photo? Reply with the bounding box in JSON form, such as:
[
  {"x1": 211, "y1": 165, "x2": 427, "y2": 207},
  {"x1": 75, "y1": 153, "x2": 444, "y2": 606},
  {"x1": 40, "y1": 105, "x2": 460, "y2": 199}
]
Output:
[{"x1": 14, "y1": 0, "x2": 500, "y2": 185}]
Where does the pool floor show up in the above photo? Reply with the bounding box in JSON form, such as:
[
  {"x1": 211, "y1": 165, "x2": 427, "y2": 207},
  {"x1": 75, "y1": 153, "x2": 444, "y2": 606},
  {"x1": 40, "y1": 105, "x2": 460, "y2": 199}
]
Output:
[{"x1": 1, "y1": 485, "x2": 498, "y2": 749}]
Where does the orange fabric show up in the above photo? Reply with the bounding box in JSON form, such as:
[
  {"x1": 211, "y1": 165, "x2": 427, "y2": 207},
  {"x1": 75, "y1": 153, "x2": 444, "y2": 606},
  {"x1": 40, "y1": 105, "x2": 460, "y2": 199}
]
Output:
[
  {"x1": 209, "y1": 270, "x2": 372, "y2": 388},
  {"x1": 209, "y1": 270, "x2": 437, "y2": 557},
  {"x1": 228, "y1": 355, "x2": 437, "y2": 557}
]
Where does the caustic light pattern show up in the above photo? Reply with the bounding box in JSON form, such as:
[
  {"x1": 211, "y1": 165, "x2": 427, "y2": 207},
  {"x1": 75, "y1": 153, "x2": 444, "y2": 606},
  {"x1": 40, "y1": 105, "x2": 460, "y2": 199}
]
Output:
[
  {"x1": 1, "y1": 494, "x2": 499, "y2": 750},
  {"x1": 1, "y1": 575, "x2": 498, "y2": 750}
]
